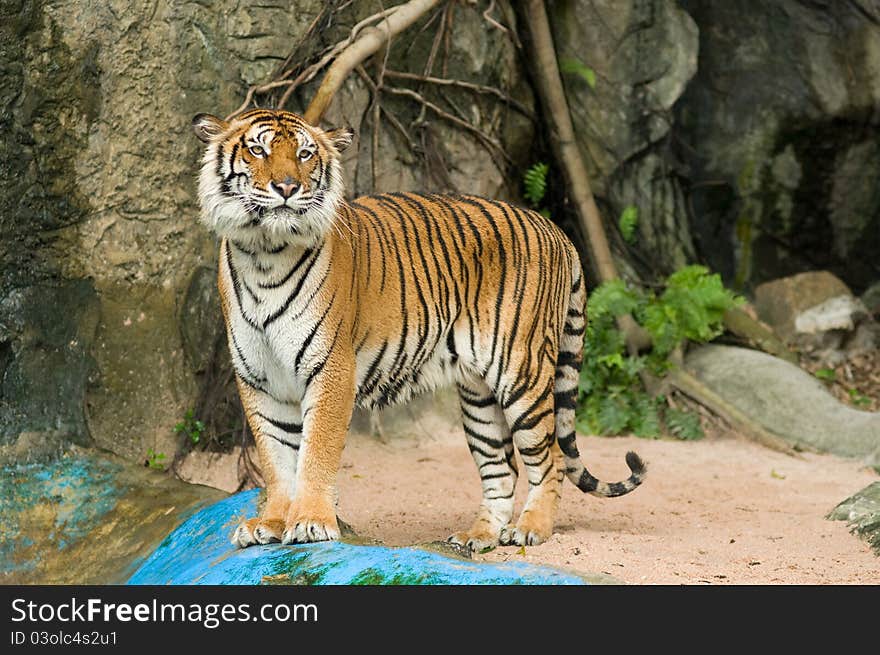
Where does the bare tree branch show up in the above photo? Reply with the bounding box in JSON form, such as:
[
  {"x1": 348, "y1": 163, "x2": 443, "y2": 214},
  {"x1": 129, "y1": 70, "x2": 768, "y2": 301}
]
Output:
[
  {"x1": 524, "y1": 0, "x2": 650, "y2": 352},
  {"x1": 482, "y1": 0, "x2": 509, "y2": 35},
  {"x1": 305, "y1": 0, "x2": 443, "y2": 125},
  {"x1": 524, "y1": 0, "x2": 615, "y2": 283},
  {"x1": 356, "y1": 66, "x2": 418, "y2": 154}
]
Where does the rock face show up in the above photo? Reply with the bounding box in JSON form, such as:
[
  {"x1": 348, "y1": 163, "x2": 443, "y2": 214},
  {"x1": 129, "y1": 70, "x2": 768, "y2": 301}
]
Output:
[
  {"x1": 677, "y1": 0, "x2": 880, "y2": 293},
  {"x1": 548, "y1": 0, "x2": 700, "y2": 276},
  {"x1": 0, "y1": 1, "x2": 532, "y2": 464},
  {"x1": 0, "y1": 0, "x2": 266, "y2": 460},
  {"x1": 685, "y1": 345, "x2": 880, "y2": 467}
]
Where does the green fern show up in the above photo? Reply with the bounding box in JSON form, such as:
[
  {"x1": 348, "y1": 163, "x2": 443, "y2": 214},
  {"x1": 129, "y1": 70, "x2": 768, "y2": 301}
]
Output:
[
  {"x1": 584, "y1": 278, "x2": 640, "y2": 319},
  {"x1": 523, "y1": 162, "x2": 549, "y2": 207},
  {"x1": 559, "y1": 57, "x2": 597, "y2": 89},
  {"x1": 665, "y1": 408, "x2": 704, "y2": 440},
  {"x1": 619, "y1": 206, "x2": 638, "y2": 243},
  {"x1": 577, "y1": 262, "x2": 739, "y2": 440},
  {"x1": 639, "y1": 265, "x2": 743, "y2": 356}
]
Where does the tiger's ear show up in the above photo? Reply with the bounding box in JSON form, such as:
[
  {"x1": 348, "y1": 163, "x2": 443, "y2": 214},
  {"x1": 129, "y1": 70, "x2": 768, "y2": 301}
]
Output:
[
  {"x1": 192, "y1": 113, "x2": 228, "y2": 143},
  {"x1": 325, "y1": 126, "x2": 355, "y2": 153}
]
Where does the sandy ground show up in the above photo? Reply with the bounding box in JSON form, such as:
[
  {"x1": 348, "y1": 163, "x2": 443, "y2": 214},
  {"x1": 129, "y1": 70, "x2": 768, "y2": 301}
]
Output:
[
  {"x1": 183, "y1": 426, "x2": 879, "y2": 585},
  {"x1": 337, "y1": 429, "x2": 879, "y2": 584}
]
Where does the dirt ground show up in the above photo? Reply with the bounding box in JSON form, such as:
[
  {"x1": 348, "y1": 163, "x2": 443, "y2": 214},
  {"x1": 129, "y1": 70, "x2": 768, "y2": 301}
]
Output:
[{"x1": 183, "y1": 423, "x2": 879, "y2": 585}]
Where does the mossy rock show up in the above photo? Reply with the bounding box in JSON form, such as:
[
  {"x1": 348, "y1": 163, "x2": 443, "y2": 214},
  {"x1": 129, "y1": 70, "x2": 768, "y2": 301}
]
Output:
[
  {"x1": 0, "y1": 446, "x2": 225, "y2": 583},
  {"x1": 828, "y1": 482, "x2": 880, "y2": 556}
]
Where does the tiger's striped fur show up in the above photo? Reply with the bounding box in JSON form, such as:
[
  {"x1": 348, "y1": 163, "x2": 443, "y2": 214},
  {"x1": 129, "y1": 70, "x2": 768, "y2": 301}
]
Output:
[{"x1": 192, "y1": 109, "x2": 646, "y2": 551}]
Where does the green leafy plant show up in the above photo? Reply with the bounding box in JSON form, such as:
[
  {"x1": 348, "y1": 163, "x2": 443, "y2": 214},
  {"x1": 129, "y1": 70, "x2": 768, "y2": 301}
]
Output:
[
  {"x1": 665, "y1": 407, "x2": 704, "y2": 441},
  {"x1": 619, "y1": 206, "x2": 639, "y2": 243},
  {"x1": 174, "y1": 408, "x2": 206, "y2": 445},
  {"x1": 577, "y1": 266, "x2": 743, "y2": 439},
  {"x1": 559, "y1": 57, "x2": 596, "y2": 89},
  {"x1": 523, "y1": 162, "x2": 549, "y2": 207},
  {"x1": 848, "y1": 388, "x2": 871, "y2": 407},
  {"x1": 814, "y1": 368, "x2": 836, "y2": 382},
  {"x1": 145, "y1": 448, "x2": 166, "y2": 470}
]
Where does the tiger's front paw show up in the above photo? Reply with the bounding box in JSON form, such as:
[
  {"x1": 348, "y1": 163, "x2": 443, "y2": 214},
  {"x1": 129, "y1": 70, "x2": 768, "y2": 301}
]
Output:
[
  {"x1": 281, "y1": 499, "x2": 340, "y2": 544},
  {"x1": 447, "y1": 520, "x2": 502, "y2": 554},
  {"x1": 499, "y1": 510, "x2": 554, "y2": 546},
  {"x1": 231, "y1": 517, "x2": 286, "y2": 548}
]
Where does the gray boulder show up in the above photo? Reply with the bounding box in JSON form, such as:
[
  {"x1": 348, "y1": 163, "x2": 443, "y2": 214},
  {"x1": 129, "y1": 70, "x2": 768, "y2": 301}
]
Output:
[
  {"x1": 862, "y1": 281, "x2": 880, "y2": 317},
  {"x1": 794, "y1": 295, "x2": 868, "y2": 336},
  {"x1": 754, "y1": 271, "x2": 879, "y2": 365},
  {"x1": 685, "y1": 345, "x2": 880, "y2": 467}
]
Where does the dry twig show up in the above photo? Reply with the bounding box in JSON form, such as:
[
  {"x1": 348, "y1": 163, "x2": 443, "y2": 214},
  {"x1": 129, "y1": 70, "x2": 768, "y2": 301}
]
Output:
[
  {"x1": 482, "y1": 0, "x2": 509, "y2": 35},
  {"x1": 356, "y1": 66, "x2": 418, "y2": 154},
  {"x1": 383, "y1": 70, "x2": 535, "y2": 119},
  {"x1": 384, "y1": 85, "x2": 512, "y2": 165}
]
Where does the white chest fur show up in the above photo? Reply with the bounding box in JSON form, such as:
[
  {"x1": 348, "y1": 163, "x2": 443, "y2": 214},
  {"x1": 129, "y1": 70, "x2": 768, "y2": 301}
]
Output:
[{"x1": 220, "y1": 238, "x2": 331, "y2": 403}]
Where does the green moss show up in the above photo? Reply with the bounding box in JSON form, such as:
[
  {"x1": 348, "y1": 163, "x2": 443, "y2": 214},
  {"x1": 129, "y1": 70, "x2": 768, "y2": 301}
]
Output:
[
  {"x1": 731, "y1": 152, "x2": 765, "y2": 291},
  {"x1": 260, "y1": 550, "x2": 344, "y2": 586},
  {"x1": 349, "y1": 567, "x2": 434, "y2": 586},
  {"x1": 733, "y1": 210, "x2": 753, "y2": 291}
]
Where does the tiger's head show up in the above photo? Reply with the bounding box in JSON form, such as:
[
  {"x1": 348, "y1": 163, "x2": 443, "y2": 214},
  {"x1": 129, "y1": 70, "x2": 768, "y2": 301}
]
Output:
[{"x1": 192, "y1": 109, "x2": 353, "y2": 246}]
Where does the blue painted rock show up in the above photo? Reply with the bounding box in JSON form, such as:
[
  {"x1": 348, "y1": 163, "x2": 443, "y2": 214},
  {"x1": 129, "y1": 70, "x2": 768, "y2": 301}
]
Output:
[{"x1": 129, "y1": 490, "x2": 595, "y2": 585}]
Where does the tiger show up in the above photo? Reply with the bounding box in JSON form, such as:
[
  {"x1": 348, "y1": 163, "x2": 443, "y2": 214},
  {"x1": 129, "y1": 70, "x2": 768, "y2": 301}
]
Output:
[{"x1": 192, "y1": 108, "x2": 646, "y2": 552}]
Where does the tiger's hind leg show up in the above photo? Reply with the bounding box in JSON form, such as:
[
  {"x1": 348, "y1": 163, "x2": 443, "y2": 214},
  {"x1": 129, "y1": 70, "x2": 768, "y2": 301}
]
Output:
[
  {"x1": 231, "y1": 381, "x2": 302, "y2": 548},
  {"x1": 499, "y1": 376, "x2": 564, "y2": 546},
  {"x1": 447, "y1": 375, "x2": 518, "y2": 553}
]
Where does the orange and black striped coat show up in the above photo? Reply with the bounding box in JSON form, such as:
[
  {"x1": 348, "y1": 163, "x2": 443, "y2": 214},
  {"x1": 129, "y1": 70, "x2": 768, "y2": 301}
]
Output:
[{"x1": 192, "y1": 109, "x2": 645, "y2": 552}]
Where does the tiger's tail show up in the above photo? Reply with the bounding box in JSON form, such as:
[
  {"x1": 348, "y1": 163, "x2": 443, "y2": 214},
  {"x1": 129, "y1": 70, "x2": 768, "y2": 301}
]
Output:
[{"x1": 553, "y1": 251, "x2": 647, "y2": 497}]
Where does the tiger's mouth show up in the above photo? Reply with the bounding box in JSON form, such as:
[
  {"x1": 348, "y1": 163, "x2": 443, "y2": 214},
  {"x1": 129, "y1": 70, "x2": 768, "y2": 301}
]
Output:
[
  {"x1": 230, "y1": 184, "x2": 336, "y2": 241},
  {"x1": 251, "y1": 208, "x2": 288, "y2": 228},
  {"x1": 271, "y1": 205, "x2": 311, "y2": 217},
  {"x1": 250, "y1": 206, "x2": 309, "y2": 235}
]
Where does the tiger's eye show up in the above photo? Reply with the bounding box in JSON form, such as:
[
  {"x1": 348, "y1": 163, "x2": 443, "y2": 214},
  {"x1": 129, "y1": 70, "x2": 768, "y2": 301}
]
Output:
[
  {"x1": 248, "y1": 145, "x2": 265, "y2": 158},
  {"x1": 299, "y1": 150, "x2": 313, "y2": 162}
]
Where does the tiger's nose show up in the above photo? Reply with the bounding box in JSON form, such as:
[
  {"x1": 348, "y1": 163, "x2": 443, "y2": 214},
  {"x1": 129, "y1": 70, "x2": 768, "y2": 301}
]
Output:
[{"x1": 271, "y1": 179, "x2": 300, "y2": 199}]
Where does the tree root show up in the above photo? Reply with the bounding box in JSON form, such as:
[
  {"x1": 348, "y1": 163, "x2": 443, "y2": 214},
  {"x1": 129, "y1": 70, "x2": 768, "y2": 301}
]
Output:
[
  {"x1": 667, "y1": 368, "x2": 800, "y2": 456},
  {"x1": 723, "y1": 307, "x2": 798, "y2": 364}
]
